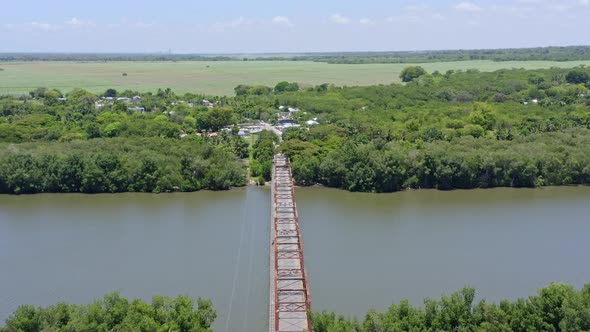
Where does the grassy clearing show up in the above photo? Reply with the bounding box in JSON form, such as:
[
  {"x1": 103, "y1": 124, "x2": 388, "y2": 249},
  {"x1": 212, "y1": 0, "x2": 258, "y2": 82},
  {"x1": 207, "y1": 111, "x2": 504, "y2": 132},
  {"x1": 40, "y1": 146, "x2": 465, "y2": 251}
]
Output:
[{"x1": 1, "y1": 60, "x2": 590, "y2": 96}]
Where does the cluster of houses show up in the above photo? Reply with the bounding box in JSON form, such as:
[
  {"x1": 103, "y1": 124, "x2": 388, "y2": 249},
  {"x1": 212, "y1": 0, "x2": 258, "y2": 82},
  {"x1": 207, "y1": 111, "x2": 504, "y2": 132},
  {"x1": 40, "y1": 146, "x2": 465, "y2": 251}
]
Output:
[
  {"x1": 277, "y1": 106, "x2": 300, "y2": 129},
  {"x1": 171, "y1": 99, "x2": 216, "y2": 108},
  {"x1": 276, "y1": 105, "x2": 319, "y2": 130},
  {"x1": 94, "y1": 96, "x2": 145, "y2": 112},
  {"x1": 179, "y1": 131, "x2": 222, "y2": 139},
  {"x1": 234, "y1": 124, "x2": 264, "y2": 137},
  {"x1": 177, "y1": 103, "x2": 322, "y2": 140},
  {"x1": 92, "y1": 97, "x2": 218, "y2": 113}
]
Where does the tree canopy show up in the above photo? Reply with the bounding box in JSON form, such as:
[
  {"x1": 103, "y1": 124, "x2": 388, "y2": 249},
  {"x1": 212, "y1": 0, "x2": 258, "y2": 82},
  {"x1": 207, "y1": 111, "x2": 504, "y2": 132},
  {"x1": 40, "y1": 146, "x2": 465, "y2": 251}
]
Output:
[
  {"x1": 1, "y1": 292, "x2": 216, "y2": 332},
  {"x1": 566, "y1": 68, "x2": 590, "y2": 84},
  {"x1": 311, "y1": 283, "x2": 590, "y2": 332},
  {"x1": 400, "y1": 66, "x2": 427, "y2": 82},
  {"x1": 274, "y1": 81, "x2": 300, "y2": 93}
]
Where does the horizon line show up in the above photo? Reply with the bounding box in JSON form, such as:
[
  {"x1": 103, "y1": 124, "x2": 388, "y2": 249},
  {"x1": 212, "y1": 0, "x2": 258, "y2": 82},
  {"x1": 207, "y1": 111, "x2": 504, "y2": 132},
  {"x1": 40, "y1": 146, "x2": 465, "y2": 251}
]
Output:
[{"x1": 1, "y1": 45, "x2": 589, "y2": 56}]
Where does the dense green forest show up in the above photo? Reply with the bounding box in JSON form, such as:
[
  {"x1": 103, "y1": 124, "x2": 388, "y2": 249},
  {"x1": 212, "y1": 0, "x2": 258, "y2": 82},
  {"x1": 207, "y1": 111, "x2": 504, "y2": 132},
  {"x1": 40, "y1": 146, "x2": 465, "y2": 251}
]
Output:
[
  {"x1": 1, "y1": 65, "x2": 589, "y2": 194},
  {"x1": 2, "y1": 46, "x2": 590, "y2": 63},
  {"x1": 311, "y1": 282, "x2": 590, "y2": 332},
  {"x1": 273, "y1": 66, "x2": 590, "y2": 191},
  {"x1": 1, "y1": 293, "x2": 216, "y2": 332}
]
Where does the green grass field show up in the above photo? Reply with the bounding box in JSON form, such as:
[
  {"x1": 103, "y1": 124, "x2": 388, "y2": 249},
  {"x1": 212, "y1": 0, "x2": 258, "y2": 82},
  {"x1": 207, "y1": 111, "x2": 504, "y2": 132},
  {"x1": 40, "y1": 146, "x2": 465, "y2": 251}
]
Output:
[{"x1": 1, "y1": 60, "x2": 590, "y2": 96}]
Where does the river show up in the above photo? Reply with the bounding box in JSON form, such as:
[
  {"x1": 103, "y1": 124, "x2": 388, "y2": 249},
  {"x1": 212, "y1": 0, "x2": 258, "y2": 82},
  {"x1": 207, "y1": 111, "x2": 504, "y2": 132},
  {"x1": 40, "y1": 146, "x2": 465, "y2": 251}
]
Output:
[{"x1": 1, "y1": 186, "x2": 589, "y2": 331}]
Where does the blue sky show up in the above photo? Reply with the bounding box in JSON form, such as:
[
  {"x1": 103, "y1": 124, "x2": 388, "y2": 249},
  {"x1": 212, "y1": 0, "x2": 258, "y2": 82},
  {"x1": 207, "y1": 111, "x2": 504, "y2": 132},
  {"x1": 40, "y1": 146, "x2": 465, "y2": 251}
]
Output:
[{"x1": 0, "y1": 0, "x2": 588, "y2": 53}]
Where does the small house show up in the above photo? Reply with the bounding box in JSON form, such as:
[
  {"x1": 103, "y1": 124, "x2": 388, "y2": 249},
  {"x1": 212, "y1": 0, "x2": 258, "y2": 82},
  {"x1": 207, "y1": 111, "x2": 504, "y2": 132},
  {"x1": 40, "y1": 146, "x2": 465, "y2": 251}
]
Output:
[
  {"x1": 128, "y1": 107, "x2": 146, "y2": 113},
  {"x1": 278, "y1": 118, "x2": 294, "y2": 125}
]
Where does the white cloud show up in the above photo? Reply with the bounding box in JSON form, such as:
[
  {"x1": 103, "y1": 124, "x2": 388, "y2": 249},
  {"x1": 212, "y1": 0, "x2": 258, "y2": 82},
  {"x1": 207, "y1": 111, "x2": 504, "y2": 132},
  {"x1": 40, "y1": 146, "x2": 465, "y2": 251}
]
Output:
[
  {"x1": 65, "y1": 17, "x2": 95, "y2": 28},
  {"x1": 66, "y1": 17, "x2": 82, "y2": 26},
  {"x1": 329, "y1": 14, "x2": 350, "y2": 24},
  {"x1": 387, "y1": 3, "x2": 446, "y2": 24},
  {"x1": 210, "y1": 17, "x2": 256, "y2": 32},
  {"x1": 272, "y1": 16, "x2": 292, "y2": 26},
  {"x1": 431, "y1": 13, "x2": 447, "y2": 21},
  {"x1": 19, "y1": 22, "x2": 59, "y2": 32},
  {"x1": 387, "y1": 15, "x2": 423, "y2": 24},
  {"x1": 404, "y1": 3, "x2": 430, "y2": 11},
  {"x1": 359, "y1": 18, "x2": 375, "y2": 25},
  {"x1": 455, "y1": 2, "x2": 483, "y2": 12},
  {"x1": 547, "y1": 0, "x2": 590, "y2": 11},
  {"x1": 514, "y1": 0, "x2": 588, "y2": 6},
  {"x1": 2, "y1": 21, "x2": 61, "y2": 32},
  {"x1": 495, "y1": 0, "x2": 589, "y2": 15},
  {"x1": 133, "y1": 21, "x2": 153, "y2": 28},
  {"x1": 230, "y1": 17, "x2": 253, "y2": 27}
]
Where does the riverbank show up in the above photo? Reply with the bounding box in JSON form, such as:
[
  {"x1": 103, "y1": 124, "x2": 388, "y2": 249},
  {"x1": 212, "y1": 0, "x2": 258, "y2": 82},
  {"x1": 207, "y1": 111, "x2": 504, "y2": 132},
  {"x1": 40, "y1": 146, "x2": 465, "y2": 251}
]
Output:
[{"x1": 1, "y1": 180, "x2": 588, "y2": 195}]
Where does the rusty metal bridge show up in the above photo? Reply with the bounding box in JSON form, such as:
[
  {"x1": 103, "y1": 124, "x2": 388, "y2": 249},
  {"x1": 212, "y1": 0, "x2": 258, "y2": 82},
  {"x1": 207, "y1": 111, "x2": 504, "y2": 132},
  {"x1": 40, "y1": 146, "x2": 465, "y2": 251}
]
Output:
[{"x1": 269, "y1": 154, "x2": 313, "y2": 332}]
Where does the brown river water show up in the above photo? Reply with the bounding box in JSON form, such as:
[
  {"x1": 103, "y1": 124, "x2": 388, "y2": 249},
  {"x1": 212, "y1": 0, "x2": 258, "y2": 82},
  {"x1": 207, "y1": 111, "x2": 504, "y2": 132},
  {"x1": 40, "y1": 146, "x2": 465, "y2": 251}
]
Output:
[{"x1": 1, "y1": 186, "x2": 589, "y2": 331}]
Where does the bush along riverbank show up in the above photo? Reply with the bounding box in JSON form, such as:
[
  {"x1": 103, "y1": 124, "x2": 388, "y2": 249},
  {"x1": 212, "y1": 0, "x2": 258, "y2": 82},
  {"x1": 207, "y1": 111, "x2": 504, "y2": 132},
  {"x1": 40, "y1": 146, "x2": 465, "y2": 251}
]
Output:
[
  {"x1": 0, "y1": 292, "x2": 216, "y2": 332},
  {"x1": 311, "y1": 282, "x2": 590, "y2": 332}
]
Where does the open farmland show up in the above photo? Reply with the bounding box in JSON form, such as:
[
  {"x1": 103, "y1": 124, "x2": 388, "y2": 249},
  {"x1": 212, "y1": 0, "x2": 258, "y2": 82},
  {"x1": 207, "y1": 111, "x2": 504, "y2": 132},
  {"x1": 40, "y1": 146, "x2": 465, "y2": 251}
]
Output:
[{"x1": 1, "y1": 60, "x2": 590, "y2": 96}]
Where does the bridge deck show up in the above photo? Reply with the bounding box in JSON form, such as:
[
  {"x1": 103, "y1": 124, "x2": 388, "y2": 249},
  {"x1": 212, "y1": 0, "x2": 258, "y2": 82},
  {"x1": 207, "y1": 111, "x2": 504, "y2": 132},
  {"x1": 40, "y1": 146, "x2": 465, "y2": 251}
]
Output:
[{"x1": 270, "y1": 154, "x2": 312, "y2": 332}]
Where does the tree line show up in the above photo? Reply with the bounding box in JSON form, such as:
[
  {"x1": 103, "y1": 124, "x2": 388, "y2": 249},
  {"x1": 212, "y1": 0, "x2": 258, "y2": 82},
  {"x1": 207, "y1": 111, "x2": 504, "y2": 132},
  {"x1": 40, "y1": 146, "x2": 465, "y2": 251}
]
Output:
[
  {"x1": 1, "y1": 292, "x2": 216, "y2": 332},
  {"x1": 285, "y1": 129, "x2": 590, "y2": 192},
  {"x1": 0, "y1": 138, "x2": 245, "y2": 194},
  {"x1": 3, "y1": 46, "x2": 590, "y2": 63},
  {"x1": 0, "y1": 53, "x2": 235, "y2": 62},
  {"x1": 307, "y1": 46, "x2": 590, "y2": 64},
  {"x1": 311, "y1": 282, "x2": 590, "y2": 332}
]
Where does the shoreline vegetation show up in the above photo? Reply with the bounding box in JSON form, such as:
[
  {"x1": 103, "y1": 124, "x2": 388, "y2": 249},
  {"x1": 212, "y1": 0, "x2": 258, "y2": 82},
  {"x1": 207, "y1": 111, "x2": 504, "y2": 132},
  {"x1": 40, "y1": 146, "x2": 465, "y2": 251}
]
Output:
[
  {"x1": 1, "y1": 64, "x2": 590, "y2": 194},
  {"x1": 1, "y1": 293, "x2": 217, "y2": 332},
  {"x1": 2, "y1": 283, "x2": 589, "y2": 331},
  {"x1": 311, "y1": 283, "x2": 590, "y2": 332}
]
